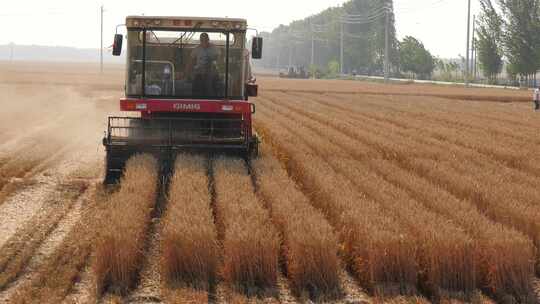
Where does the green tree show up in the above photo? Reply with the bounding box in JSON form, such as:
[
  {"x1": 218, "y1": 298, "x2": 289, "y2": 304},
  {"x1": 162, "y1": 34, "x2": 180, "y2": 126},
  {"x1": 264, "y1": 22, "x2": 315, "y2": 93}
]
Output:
[
  {"x1": 477, "y1": 0, "x2": 503, "y2": 84},
  {"x1": 327, "y1": 60, "x2": 340, "y2": 77},
  {"x1": 399, "y1": 36, "x2": 435, "y2": 79},
  {"x1": 496, "y1": 0, "x2": 540, "y2": 83}
]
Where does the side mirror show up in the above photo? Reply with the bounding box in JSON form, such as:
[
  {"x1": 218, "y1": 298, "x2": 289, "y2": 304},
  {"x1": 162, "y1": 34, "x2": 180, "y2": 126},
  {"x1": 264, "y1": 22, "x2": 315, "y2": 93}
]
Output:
[
  {"x1": 247, "y1": 83, "x2": 258, "y2": 97},
  {"x1": 112, "y1": 34, "x2": 123, "y2": 56},
  {"x1": 251, "y1": 37, "x2": 263, "y2": 59}
]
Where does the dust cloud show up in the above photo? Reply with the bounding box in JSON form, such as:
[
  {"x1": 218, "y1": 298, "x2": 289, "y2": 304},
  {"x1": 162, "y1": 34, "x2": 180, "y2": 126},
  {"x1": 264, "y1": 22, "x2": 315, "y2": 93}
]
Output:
[{"x1": 0, "y1": 61, "x2": 125, "y2": 158}]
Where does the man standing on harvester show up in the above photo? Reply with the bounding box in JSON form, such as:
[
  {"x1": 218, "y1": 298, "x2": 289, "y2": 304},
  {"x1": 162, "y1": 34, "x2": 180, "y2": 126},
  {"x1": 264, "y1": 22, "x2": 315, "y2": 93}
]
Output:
[{"x1": 190, "y1": 33, "x2": 220, "y2": 96}]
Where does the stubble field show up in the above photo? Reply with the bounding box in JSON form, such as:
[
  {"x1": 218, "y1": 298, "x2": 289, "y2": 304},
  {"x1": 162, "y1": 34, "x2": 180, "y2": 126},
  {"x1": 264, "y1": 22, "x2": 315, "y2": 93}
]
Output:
[{"x1": 0, "y1": 61, "x2": 539, "y2": 304}]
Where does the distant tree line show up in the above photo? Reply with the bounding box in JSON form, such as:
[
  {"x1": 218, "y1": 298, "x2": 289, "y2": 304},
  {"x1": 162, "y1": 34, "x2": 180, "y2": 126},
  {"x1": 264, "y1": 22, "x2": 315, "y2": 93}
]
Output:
[
  {"x1": 257, "y1": 0, "x2": 399, "y2": 76},
  {"x1": 477, "y1": 0, "x2": 540, "y2": 85},
  {"x1": 257, "y1": 0, "x2": 441, "y2": 80}
]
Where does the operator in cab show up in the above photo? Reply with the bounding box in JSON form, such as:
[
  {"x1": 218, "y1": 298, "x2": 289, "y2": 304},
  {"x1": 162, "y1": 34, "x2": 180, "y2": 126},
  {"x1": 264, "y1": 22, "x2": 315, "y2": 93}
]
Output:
[{"x1": 190, "y1": 33, "x2": 220, "y2": 97}]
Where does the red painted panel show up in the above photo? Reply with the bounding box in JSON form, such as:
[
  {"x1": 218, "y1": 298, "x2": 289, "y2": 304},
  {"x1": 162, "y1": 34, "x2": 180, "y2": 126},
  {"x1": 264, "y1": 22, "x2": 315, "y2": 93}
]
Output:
[{"x1": 120, "y1": 98, "x2": 252, "y2": 114}]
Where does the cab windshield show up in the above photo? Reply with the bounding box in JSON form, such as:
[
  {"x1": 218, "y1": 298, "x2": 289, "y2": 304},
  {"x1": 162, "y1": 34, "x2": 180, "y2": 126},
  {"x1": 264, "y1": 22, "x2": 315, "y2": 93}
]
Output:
[{"x1": 126, "y1": 29, "x2": 247, "y2": 99}]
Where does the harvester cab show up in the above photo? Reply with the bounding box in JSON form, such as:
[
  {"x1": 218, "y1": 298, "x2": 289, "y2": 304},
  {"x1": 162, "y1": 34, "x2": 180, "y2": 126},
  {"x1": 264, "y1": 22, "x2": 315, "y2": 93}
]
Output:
[{"x1": 103, "y1": 16, "x2": 263, "y2": 184}]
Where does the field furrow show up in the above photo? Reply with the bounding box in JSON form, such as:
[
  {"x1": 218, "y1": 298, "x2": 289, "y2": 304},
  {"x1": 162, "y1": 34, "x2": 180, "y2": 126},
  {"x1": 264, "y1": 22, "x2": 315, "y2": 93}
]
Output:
[{"x1": 127, "y1": 227, "x2": 163, "y2": 304}]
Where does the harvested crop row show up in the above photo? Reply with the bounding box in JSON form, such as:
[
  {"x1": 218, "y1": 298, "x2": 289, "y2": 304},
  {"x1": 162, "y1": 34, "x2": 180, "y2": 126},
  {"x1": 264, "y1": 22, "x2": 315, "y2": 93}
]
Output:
[
  {"x1": 0, "y1": 181, "x2": 87, "y2": 290},
  {"x1": 161, "y1": 154, "x2": 219, "y2": 291},
  {"x1": 252, "y1": 146, "x2": 340, "y2": 299},
  {"x1": 8, "y1": 183, "x2": 103, "y2": 304},
  {"x1": 0, "y1": 156, "x2": 46, "y2": 205},
  {"x1": 256, "y1": 105, "x2": 476, "y2": 299},
  {"x1": 0, "y1": 140, "x2": 84, "y2": 206},
  {"x1": 255, "y1": 123, "x2": 418, "y2": 296},
  {"x1": 212, "y1": 157, "x2": 279, "y2": 295},
  {"x1": 94, "y1": 154, "x2": 159, "y2": 295}
]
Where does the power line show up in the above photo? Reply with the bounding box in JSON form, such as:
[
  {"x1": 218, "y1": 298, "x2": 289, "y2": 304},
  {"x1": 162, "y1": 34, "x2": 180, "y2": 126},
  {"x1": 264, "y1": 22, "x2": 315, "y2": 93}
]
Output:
[
  {"x1": 274, "y1": 3, "x2": 393, "y2": 77},
  {"x1": 394, "y1": 0, "x2": 450, "y2": 13},
  {"x1": 345, "y1": 32, "x2": 368, "y2": 39},
  {"x1": 343, "y1": 4, "x2": 391, "y2": 19},
  {"x1": 466, "y1": 0, "x2": 471, "y2": 87}
]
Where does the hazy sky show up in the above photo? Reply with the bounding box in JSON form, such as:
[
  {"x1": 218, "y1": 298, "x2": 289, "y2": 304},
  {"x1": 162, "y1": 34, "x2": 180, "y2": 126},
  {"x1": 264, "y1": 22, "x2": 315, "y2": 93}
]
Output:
[{"x1": 0, "y1": 0, "x2": 481, "y2": 58}]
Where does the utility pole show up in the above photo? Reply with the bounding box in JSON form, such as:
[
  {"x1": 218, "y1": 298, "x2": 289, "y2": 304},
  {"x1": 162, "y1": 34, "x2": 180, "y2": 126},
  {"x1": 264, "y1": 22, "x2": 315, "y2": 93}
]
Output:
[
  {"x1": 340, "y1": 21, "x2": 344, "y2": 75},
  {"x1": 473, "y1": 40, "x2": 478, "y2": 80},
  {"x1": 384, "y1": 4, "x2": 390, "y2": 82},
  {"x1": 288, "y1": 45, "x2": 293, "y2": 68},
  {"x1": 276, "y1": 46, "x2": 280, "y2": 70},
  {"x1": 465, "y1": 0, "x2": 471, "y2": 87},
  {"x1": 311, "y1": 34, "x2": 314, "y2": 67},
  {"x1": 100, "y1": 5, "x2": 104, "y2": 74},
  {"x1": 471, "y1": 14, "x2": 476, "y2": 82},
  {"x1": 9, "y1": 43, "x2": 14, "y2": 63}
]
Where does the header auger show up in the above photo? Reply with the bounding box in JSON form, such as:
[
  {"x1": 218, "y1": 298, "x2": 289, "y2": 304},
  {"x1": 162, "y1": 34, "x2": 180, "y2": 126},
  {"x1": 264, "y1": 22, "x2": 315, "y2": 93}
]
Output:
[{"x1": 103, "y1": 16, "x2": 263, "y2": 184}]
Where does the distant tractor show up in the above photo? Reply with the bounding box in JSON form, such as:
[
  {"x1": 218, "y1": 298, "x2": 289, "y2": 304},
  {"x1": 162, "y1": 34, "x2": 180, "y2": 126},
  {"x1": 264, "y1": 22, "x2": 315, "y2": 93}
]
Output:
[
  {"x1": 103, "y1": 16, "x2": 263, "y2": 183},
  {"x1": 279, "y1": 66, "x2": 308, "y2": 79}
]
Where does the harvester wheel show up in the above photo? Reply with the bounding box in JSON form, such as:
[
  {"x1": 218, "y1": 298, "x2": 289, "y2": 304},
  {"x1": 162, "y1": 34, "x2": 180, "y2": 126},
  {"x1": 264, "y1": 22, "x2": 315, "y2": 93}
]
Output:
[
  {"x1": 103, "y1": 147, "x2": 130, "y2": 185},
  {"x1": 249, "y1": 135, "x2": 260, "y2": 159},
  {"x1": 104, "y1": 153, "x2": 122, "y2": 185}
]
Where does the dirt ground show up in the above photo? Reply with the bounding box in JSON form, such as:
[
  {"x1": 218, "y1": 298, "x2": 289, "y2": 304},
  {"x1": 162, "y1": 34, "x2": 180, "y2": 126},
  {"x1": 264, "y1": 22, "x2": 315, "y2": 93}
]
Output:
[{"x1": 0, "y1": 61, "x2": 538, "y2": 304}]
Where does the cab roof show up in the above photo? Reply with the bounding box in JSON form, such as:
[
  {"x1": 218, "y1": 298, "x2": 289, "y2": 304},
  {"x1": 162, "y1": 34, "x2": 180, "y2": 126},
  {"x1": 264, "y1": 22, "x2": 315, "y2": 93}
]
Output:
[{"x1": 126, "y1": 16, "x2": 248, "y2": 31}]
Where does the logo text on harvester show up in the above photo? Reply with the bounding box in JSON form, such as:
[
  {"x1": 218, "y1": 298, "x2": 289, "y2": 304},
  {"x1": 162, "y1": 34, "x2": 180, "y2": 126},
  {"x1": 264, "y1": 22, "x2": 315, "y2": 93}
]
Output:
[{"x1": 173, "y1": 103, "x2": 201, "y2": 110}]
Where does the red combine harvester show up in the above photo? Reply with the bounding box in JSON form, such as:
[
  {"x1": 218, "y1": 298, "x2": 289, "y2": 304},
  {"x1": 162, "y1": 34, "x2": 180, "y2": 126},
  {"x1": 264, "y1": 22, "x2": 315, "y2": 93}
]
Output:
[{"x1": 103, "y1": 16, "x2": 263, "y2": 183}]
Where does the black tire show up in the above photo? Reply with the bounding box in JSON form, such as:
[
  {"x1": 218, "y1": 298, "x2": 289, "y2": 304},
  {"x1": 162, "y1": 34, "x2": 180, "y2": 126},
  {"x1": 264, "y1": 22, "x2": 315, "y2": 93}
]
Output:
[
  {"x1": 249, "y1": 135, "x2": 259, "y2": 159},
  {"x1": 103, "y1": 147, "x2": 130, "y2": 185},
  {"x1": 104, "y1": 153, "x2": 121, "y2": 185}
]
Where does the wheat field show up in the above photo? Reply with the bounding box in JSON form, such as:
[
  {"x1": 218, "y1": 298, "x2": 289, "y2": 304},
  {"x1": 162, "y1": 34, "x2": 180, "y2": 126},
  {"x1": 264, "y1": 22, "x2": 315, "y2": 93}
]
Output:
[{"x1": 0, "y1": 62, "x2": 538, "y2": 303}]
